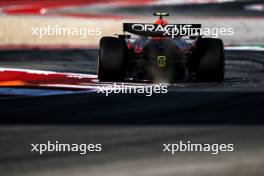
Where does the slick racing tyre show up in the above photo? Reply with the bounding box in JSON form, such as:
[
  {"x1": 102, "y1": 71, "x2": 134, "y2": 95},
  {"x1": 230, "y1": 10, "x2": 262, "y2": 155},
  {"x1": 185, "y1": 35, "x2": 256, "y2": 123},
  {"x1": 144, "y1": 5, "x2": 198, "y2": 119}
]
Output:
[
  {"x1": 98, "y1": 37, "x2": 126, "y2": 82},
  {"x1": 193, "y1": 38, "x2": 225, "y2": 82}
]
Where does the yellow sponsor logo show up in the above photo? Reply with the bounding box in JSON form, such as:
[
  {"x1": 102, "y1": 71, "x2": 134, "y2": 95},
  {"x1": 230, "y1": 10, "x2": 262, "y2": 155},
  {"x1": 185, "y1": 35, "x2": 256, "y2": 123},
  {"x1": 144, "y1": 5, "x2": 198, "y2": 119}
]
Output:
[{"x1": 157, "y1": 56, "x2": 166, "y2": 67}]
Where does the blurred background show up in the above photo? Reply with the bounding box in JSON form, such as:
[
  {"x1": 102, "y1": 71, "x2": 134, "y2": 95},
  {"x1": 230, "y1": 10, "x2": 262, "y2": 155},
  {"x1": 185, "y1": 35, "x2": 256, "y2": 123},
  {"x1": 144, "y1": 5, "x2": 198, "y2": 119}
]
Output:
[{"x1": 0, "y1": 0, "x2": 263, "y2": 47}]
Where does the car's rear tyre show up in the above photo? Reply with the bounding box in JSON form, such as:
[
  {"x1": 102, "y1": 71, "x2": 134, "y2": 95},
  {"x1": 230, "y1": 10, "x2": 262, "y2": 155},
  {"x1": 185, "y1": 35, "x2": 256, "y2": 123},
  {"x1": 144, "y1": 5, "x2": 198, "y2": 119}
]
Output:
[
  {"x1": 98, "y1": 37, "x2": 126, "y2": 82},
  {"x1": 192, "y1": 38, "x2": 225, "y2": 82}
]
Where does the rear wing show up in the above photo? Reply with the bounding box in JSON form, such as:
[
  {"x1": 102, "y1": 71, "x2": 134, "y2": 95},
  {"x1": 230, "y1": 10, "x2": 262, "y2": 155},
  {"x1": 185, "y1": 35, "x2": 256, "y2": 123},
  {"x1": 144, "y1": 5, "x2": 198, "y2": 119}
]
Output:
[{"x1": 123, "y1": 23, "x2": 201, "y2": 37}]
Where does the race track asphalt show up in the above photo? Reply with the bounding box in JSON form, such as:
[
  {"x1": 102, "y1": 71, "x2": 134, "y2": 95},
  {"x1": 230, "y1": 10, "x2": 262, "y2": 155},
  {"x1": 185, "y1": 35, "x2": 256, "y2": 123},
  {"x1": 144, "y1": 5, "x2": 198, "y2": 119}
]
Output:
[
  {"x1": 0, "y1": 48, "x2": 264, "y2": 175},
  {"x1": 0, "y1": 49, "x2": 263, "y2": 124},
  {"x1": 0, "y1": 126, "x2": 264, "y2": 176}
]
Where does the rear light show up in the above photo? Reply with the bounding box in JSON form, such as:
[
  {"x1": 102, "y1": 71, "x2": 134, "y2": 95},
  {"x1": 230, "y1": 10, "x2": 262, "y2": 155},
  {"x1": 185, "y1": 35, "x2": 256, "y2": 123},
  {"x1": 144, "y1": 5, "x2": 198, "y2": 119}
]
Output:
[{"x1": 127, "y1": 43, "x2": 133, "y2": 50}]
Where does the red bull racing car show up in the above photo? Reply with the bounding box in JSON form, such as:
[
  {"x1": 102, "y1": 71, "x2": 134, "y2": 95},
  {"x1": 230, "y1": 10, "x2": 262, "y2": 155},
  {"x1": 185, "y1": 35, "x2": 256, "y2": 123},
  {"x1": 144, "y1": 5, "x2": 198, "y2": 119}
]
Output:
[{"x1": 97, "y1": 13, "x2": 224, "y2": 83}]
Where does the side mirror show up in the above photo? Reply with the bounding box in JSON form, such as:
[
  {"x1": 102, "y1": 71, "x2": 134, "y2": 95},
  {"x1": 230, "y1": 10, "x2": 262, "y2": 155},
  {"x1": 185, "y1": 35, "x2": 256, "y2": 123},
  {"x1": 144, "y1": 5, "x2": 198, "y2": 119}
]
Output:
[{"x1": 115, "y1": 34, "x2": 131, "y2": 39}]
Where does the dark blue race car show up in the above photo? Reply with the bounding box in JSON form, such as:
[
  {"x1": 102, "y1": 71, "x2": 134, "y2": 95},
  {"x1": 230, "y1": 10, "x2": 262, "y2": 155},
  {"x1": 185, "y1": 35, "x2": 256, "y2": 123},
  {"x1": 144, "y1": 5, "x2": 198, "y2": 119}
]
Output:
[{"x1": 97, "y1": 13, "x2": 225, "y2": 83}]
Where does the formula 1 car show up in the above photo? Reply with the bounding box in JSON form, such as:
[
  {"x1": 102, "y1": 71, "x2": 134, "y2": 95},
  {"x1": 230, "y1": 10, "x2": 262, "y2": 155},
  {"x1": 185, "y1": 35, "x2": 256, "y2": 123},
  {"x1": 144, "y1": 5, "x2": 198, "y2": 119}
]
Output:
[{"x1": 97, "y1": 13, "x2": 224, "y2": 83}]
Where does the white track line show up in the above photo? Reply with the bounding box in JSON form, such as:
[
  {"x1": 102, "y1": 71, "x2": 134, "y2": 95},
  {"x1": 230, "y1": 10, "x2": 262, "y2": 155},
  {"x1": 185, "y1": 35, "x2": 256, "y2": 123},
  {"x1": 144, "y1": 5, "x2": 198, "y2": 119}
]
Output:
[{"x1": 0, "y1": 67, "x2": 97, "y2": 78}]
